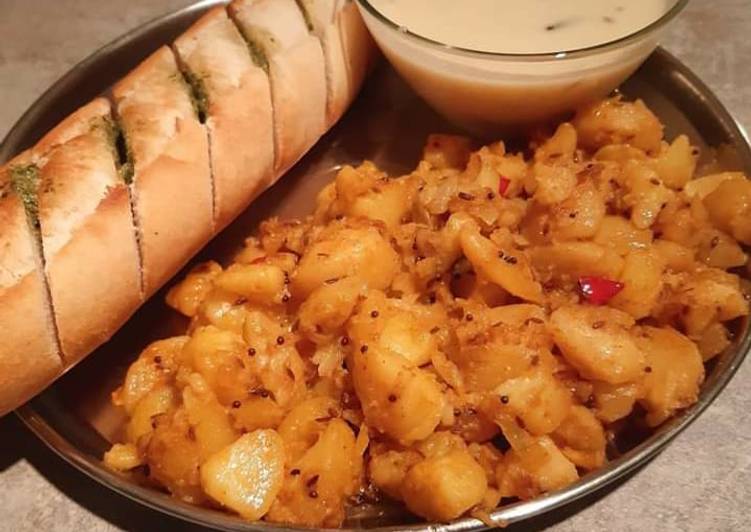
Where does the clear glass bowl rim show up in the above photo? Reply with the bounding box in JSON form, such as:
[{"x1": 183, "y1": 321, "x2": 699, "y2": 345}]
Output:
[{"x1": 354, "y1": 0, "x2": 690, "y2": 62}]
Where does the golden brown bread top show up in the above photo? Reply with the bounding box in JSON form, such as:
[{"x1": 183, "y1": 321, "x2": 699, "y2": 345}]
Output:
[
  {"x1": 175, "y1": 7, "x2": 264, "y2": 95},
  {"x1": 113, "y1": 46, "x2": 197, "y2": 173},
  {"x1": 230, "y1": 0, "x2": 312, "y2": 55},
  {"x1": 0, "y1": 153, "x2": 39, "y2": 290},
  {"x1": 34, "y1": 98, "x2": 112, "y2": 157},
  {"x1": 37, "y1": 99, "x2": 122, "y2": 259}
]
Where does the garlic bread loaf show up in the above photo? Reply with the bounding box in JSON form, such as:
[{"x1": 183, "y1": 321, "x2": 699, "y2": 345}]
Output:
[{"x1": 0, "y1": 0, "x2": 376, "y2": 415}]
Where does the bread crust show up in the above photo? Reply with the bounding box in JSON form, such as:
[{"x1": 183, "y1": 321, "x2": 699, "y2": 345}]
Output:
[
  {"x1": 36, "y1": 99, "x2": 142, "y2": 365},
  {"x1": 33, "y1": 98, "x2": 112, "y2": 156},
  {"x1": 113, "y1": 47, "x2": 214, "y2": 297},
  {"x1": 174, "y1": 7, "x2": 275, "y2": 231},
  {"x1": 230, "y1": 0, "x2": 328, "y2": 173},
  {"x1": 0, "y1": 159, "x2": 61, "y2": 415}
]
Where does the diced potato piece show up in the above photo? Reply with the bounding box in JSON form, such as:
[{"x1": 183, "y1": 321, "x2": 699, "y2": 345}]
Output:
[
  {"x1": 622, "y1": 160, "x2": 674, "y2": 229},
  {"x1": 652, "y1": 239, "x2": 695, "y2": 272},
  {"x1": 551, "y1": 406, "x2": 606, "y2": 470},
  {"x1": 267, "y1": 420, "x2": 361, "y2": 528},
  {"x1": 146, "y1": 409, "x2": 205, "y2": 503},
  {"x1": 573, "y1": 97, "x2": 663, "y2": 154},
  {"x1": 463, "y1": 144, "x2": 527, "y2": 199},
  {"x1": 435, "y1": 212, "x2": 480, "y2": 267},
  {"x1": 666, "y1": 268, "x2": 749, "y2": 337},
  {"x1": 166, "y1": 262, "x2": 222, "y2": 317},
  {"x1": 277, "y1": 396, "x2": 340, "y2": 462},
  {"x1": 291, "y1": 224, "x2": 400, "y2": 298},
  {"x1": 415, "y1": 431, "x2": 468, "y2": 458},
  {"x1": 231, "y1": 395, "x2": 285, "y2": 433},
  {"x1": 550, "y1": 305, "x2": 646, "y2": 384},
  {"x1": 298, "y1": 277, "x2": 365, "y2": 343},
  {"x1": 369, "y1": 449, "x2": 423, "y2": 500},
  {"x1": 697, "y1": 322, "x2": 731, "y2": 362},
  {"x1": 635, "y1": 327, "x2": 705, "y2": 426},
  {"x1": 104, "y1": 443, "x2": 143, "y2": 472},
  {"x1": 593, "y1": 216, "x2": 652, "y2": 255},
  {"x1": 492, "y1": 368, "x2": 572, "y2": 436},
  {"x1": 594, "y1": 144, "x2": 647, "y2": 163},
  {"x1": 695, "y1": 230, "x2": 747, "y2": 269},
  {"x1": 455, "y1": 342, "x2": 544, "y2": 392},
  {"x1": 591, "y1": 381, "x2": 640, "y2": 423},
  {"x1": 496, "y1": 436, "x2": 578, "y2": 500},
  {"x1": 183, "y1": 376, "x2": 238, "y2": 461},
  {"x1": 258, "y1": 219, "x2": 309, "y2": 256},
  {"x1": 652, "y1": 135, "x2": 697, "y2": 189},
  {"x1": 609, "y1": 249, "x2": 665, "y2": 319},
  {"x1": 654, "y1": 201, "x2": 700, "y2": 248},
  {"x1": 460, "y1": 227, "x2": 542, "y2": 303},
  {"x1": 683, "y1": 172, "x2": 744, "y2": 200},
  {"x1": 531, "y1": 162, "x2": 577, "y2": 205},
  {"x1": 535, "y1": 123, "x2": 578, "y2": 162},
  {"x1": 348, "y1": 290, "x2": 445, "y2": 367},
  {"x1": 423, "y1": 134, "x2": 473, "y2": 170},
  {"x1": 114, "y1": 336, "x2": 188, "y2": 415},
  {"x1": 530, "y1": 242, "x2": 624, "y2": 285},
  {"x1": 182, "y1": 325, "x2": 247, "y2": 399},
  {"x1": 485, "y1": 304, "x2": 548, "y2": 330},
  {"x1": 349, "y1": 178, "x2": 417, "y2": 229},
  {"x1": 402, "y1": 449, "x2": 488, "y2": 522},
  {"x1": 550, "y1": 182, "x2": 606, "y2": 240},
  {"x1": 126, "y1": 385, "x2": 177, "y2": 444},
  {"x1": 200, "y1": 430, "x2": 285, "y2": 520},
  {"x1": 349, "y1": 341, "x2": 445, "y2": 444},
  {"x1": 195, "y1": 288, "x2": 250, "y2": 335},
  {"x1": 214, "y1": 263, "x2": 287, "y2": 305},
  {"x1": 452, "y1": 304, "x2": 551, "y2": 391},
  {"x1": 703, "y1": 176, "x2": 751, "y2": 244}
]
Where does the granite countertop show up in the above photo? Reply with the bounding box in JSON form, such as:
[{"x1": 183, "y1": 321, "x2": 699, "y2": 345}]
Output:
[{"x1": 1, "y1": 1, "x2": 749, "y2": 531}]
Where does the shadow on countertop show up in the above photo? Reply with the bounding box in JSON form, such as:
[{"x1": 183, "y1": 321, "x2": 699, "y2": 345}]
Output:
[{"x1": 0, "y1": 412, "x2": 651, "y2": 532}]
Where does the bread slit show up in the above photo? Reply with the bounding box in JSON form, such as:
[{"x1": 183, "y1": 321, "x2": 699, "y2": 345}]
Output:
[
  {"x1": 0, "y1": 159, "x2": 63, "y2": 415},
  {"x1": 112, "y1": 47, "x2": 215, "y2": 297},
  {"x1": 229, "y1": 0, "x2": 328, "y2": 174},
  {"x1": 174, "y1": 6, "x2": 275, "y2": 231},
  {"x1": 30, "y1": 99, "x2": 143, "y2": 365},
  {"x1": 8, "y1": 162, "x2": 61, "y2": 347},
  {"x1": 103, "y1": 107, "x2": 144, "y2": 294}
]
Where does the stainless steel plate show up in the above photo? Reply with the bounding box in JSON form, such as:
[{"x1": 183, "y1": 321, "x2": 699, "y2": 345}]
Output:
[{"x1": 3, "y1": 1, "x2": 751, "y2": 531}]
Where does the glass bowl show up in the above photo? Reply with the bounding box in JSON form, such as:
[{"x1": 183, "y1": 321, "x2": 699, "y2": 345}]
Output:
[{"x1": 355, "y1": 0, "x2": 689, "y2": 136}]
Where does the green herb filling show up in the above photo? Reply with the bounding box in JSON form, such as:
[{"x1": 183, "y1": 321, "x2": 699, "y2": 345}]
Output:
[
  {"x1": 92, "y1": 115, "x2": 134, "y2": 184},
  {"x1": 10, "y1": 164, "x2": 41, "y2": 229},
  {"x1": 182, "y1": 70, "x2": 210, "y2": 123}
]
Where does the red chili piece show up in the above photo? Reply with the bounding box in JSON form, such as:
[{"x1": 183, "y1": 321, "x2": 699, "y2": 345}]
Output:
[
  {"x1": 498, "y1": 176, "x2": 511, "y2": 196},
  {"x1": 578, "y1": 276, "x2": 624, "y2": 305}
]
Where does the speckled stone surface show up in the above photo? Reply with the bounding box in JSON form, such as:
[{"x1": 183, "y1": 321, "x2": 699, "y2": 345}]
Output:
[{"x1": 0, "y1": 1, "x2": 749, "y2": 531}]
